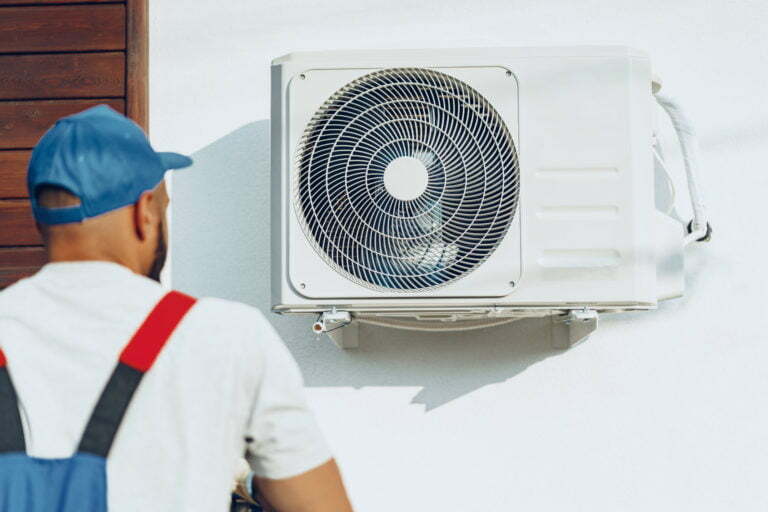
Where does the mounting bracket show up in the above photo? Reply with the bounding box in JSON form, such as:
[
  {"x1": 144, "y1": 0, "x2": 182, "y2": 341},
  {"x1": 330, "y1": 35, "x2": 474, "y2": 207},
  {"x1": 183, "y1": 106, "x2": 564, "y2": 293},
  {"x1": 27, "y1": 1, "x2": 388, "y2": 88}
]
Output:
[
  {"x1": 326, "y1": 321, "x2": 360, "y2": 349},
  {"x1": 550, "y1": 309, "x2": 599, "y2": 349}
]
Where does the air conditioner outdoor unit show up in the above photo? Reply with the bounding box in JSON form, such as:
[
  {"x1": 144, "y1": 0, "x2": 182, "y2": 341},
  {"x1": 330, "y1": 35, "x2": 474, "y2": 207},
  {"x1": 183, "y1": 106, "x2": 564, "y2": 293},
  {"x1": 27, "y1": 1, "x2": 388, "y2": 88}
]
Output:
[{"x1": 270, "y1": 46, "x2": 710, "y2": 349}]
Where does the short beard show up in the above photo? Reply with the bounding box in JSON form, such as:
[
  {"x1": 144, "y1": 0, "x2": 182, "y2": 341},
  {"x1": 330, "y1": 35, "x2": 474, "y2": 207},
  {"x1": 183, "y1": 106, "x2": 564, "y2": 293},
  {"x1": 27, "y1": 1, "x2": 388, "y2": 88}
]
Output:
[{"x1": 147, "y1": 220, "x2": 167, "y2": 283}]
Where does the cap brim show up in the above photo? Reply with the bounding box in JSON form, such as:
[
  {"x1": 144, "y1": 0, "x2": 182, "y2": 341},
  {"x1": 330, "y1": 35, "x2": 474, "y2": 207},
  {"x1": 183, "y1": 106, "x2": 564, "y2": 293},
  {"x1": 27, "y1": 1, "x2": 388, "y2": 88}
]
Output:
[{"x1": 158, "y1": 152, "x2": 193, "y2": 170}]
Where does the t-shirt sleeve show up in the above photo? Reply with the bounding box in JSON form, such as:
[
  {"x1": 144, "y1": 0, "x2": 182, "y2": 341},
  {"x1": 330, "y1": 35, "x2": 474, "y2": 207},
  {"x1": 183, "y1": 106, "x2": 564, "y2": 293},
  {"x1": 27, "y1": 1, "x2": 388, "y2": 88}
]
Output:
[{"x1": 244, "y1": 314, "x2": 332, "y2": 479}]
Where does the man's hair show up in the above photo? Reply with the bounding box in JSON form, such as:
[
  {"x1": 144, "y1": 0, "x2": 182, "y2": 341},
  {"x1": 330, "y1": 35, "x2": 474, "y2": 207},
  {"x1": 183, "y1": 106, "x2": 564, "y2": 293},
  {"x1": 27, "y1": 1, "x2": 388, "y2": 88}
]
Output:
[
  {"x1": 35, "y1": 185, "x2": 81, "y2": 209},
  {"x1": 34, "y1": 186, "x2": 81, "y2": 240}
]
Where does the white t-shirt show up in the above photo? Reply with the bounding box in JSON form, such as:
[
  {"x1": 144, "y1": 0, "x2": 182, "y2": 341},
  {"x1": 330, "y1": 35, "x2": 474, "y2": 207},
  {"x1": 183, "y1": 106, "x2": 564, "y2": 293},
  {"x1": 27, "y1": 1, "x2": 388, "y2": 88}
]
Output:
[{"x1": 0, "y1": 261, "x2": 331, "y2": 511}]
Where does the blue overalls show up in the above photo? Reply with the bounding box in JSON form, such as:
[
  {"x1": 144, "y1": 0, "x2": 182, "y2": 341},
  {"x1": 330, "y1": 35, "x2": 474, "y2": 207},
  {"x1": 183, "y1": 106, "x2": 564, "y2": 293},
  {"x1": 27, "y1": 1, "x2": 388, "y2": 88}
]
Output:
[{"x1": 0, "y1": 291, "x2": 196, "y2": 511}]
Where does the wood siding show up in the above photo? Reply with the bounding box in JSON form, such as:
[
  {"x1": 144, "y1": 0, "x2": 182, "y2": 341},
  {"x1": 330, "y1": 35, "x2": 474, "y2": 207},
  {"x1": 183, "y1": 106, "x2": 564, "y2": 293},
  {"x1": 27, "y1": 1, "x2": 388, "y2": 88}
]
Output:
[
  {"x1": 0, "y1": 5, "x2": 125, "y2": 53},
  {"x1": 0, "y1": 151, "x2": 30, "y2": 198},
  {"x1": 0, "y1": 200, "x2": 39, "y2": 246},
  {"x1": 0, "y1": 0, "x2": 146, "y2": 288},
  {"x1": 0, "y1": 52, "x2": 125, "y2": 99},
  {"x1": 0, "y1": 99, "x2": 126, "y2": 149},
  {"x1": 0, "y1": 0, "x2": 114, "y2": 4},
  {"x1": 0, "y1": 247, "x2": 47, "y2": 287}
]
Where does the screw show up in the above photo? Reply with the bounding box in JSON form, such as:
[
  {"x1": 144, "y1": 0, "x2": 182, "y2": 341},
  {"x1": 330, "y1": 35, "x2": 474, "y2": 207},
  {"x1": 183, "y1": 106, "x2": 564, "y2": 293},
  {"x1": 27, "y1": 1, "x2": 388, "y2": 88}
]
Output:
[
  {"x1": 300, "y1": 283, "x2": 306, "y2": 289},
  {"x1": 509, "y1": 281, "x2": 515, "y2": 287},
  {"x1": 505, "y1": 70, "x2": 512, "y2": 77},
  {"x1": 299, "y1": 73, "x2": 306, "y2": 80}
]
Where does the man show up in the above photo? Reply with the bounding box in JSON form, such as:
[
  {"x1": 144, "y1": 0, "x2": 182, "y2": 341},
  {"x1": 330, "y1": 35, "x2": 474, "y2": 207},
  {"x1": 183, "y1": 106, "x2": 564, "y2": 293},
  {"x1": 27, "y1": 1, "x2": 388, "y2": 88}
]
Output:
[{"x1": 0, "y1": 106, "x2": 353, "y2": 511}]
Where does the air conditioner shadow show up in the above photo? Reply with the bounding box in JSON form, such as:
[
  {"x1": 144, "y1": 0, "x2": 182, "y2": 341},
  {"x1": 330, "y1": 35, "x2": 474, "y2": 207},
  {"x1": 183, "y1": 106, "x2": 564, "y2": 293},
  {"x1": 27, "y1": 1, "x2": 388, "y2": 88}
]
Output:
[{"x1": 170, "y1": 120, "x2": 574, "y2": 409}]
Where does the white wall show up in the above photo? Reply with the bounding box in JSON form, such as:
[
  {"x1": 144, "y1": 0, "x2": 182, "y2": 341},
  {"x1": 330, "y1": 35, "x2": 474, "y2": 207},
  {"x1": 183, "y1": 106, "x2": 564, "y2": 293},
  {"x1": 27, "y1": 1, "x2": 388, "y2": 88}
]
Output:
[{"x1": 152, "y1": 1, "x2": 768, "y2": 510}]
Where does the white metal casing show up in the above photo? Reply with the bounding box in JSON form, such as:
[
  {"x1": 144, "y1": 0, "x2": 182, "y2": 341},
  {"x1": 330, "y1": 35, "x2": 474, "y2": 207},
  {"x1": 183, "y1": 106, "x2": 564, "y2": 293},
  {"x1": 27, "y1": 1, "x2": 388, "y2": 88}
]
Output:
[{"x1": 271, "y1": 46, "x2": 661, "y2": 315}]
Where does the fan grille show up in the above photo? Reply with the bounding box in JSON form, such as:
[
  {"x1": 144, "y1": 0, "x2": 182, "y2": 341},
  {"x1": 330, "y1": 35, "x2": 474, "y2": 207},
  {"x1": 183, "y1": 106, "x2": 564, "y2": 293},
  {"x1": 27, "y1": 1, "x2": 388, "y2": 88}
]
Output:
[{"x1": 294, "y1": 68, "x2": 519, "y2": 292}]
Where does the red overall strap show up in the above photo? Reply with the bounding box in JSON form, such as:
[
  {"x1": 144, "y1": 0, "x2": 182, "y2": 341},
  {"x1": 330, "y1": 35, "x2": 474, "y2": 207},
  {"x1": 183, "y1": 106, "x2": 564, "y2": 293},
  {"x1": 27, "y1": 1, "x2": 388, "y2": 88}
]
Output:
[
  {"x1": 78, "y1": 291, "x2": 197, "y2": 457},
  {"x1": 119, "y1": 291, "x2": 197, "y2": 372},
  {"x1": 0, "y1": 347, "x2": 26, "y2": 453}
]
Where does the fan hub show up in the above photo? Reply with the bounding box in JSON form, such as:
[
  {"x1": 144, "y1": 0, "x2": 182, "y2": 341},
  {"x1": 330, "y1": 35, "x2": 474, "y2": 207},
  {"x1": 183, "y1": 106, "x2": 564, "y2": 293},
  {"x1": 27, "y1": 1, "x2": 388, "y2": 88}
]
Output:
[{"x1": 383, "y1": 156, "x2": 428, "y2": 201}]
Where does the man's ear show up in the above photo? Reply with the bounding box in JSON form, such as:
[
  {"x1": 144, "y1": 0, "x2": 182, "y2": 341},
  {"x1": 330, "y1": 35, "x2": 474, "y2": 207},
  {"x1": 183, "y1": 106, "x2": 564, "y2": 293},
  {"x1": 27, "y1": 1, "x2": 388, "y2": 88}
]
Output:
[{"x1": 133, "y1": 190, "x2": 156, "y2": 242}]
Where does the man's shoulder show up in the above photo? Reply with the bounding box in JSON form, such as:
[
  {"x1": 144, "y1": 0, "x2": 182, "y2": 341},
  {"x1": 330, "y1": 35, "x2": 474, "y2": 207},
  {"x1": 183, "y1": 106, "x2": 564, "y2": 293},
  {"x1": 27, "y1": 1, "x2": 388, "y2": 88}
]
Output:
[
  {"x1": 0, "y1": 276, "x2": 34, "y2": 310},
  {"x1": 175, "y1": 296, "x2": 288, "y2": 379},
  {"x1": 181, "y1": 295, "x2": 277, "y2": 347}
]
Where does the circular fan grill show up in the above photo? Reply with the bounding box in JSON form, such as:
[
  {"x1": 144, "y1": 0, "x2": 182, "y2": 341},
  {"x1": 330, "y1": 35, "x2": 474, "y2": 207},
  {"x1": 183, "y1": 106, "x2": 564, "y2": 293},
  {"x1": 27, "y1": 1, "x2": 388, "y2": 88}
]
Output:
[{"x1": 295, "y1": 68, "x2": 519, "y2": 292}]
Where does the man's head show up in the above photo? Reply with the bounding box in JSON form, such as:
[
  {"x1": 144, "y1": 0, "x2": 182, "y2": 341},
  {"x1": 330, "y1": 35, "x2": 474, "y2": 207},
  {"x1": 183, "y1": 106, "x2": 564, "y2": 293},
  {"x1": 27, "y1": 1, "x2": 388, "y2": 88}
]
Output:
[
  {"x1": 36, "y1": 181, "x2": 170, "y2": 281},
  {"x1": 28, "y1": 106, "x2": 192, "y2": 281}
]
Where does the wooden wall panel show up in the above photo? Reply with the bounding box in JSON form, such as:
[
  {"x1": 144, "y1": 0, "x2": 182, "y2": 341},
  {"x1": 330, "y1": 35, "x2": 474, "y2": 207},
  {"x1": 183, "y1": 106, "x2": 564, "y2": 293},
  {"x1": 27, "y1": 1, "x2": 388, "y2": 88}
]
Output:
[
  {"x1": 0, "y1": 5, "x2": 125, "y2": 54},
  {"x1": 0, "y1": 247, "x2": 46, "y2": 288},
  {"x1": 0, "y1": 0, "x2": 116, "y2": 4},
  {"x1": 0, "y1": 99, "x2": 125, "y2": 149},
  {"x1": 0, "y1": 150, "x2": 29, "y2": 198},
  {"x1": 0, "y1": 200, "x2": 40, "y2": 246},
  {"x1": 0, "y1": 52, "x2": 124, "y2": 100},
  {"x1": 126, "y1": 0, "x2": 147, "y2": 131},
  {"x1": 0, "y1": 0, "x2": 140, "y2": 288}
]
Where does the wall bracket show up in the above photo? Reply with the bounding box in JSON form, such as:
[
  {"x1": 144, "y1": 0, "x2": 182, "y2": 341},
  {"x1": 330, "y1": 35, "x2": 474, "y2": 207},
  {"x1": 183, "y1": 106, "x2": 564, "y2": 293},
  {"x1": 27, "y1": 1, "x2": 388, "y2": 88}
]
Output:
[
  {"x1": 550, "y1": 309, "x2": 599, "y2": 349},
  {"x1": 326, "y1": 321, "x2": 359, "y2": 349}
]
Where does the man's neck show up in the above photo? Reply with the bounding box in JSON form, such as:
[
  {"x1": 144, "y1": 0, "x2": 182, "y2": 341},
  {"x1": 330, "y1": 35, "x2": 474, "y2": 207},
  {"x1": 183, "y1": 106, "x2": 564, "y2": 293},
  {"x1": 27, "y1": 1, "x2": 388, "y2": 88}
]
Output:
[{"x1": 46, "y1": 245, "x2": 144, "y2": 276}]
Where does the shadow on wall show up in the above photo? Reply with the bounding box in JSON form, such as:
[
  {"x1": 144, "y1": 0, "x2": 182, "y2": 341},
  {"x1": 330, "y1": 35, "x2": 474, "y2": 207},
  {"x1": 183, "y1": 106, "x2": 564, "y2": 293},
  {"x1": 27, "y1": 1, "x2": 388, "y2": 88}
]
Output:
[{"x1": 171, "y1": 120, "x2": 566, "y2": 409}]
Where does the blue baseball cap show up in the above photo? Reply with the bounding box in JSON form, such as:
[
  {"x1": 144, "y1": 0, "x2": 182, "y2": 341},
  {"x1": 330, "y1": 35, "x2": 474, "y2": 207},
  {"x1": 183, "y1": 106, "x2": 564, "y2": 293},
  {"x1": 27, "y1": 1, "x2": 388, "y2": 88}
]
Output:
[{"x1": 28, "y1": 105, "x2": 193, "y2": 225}]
